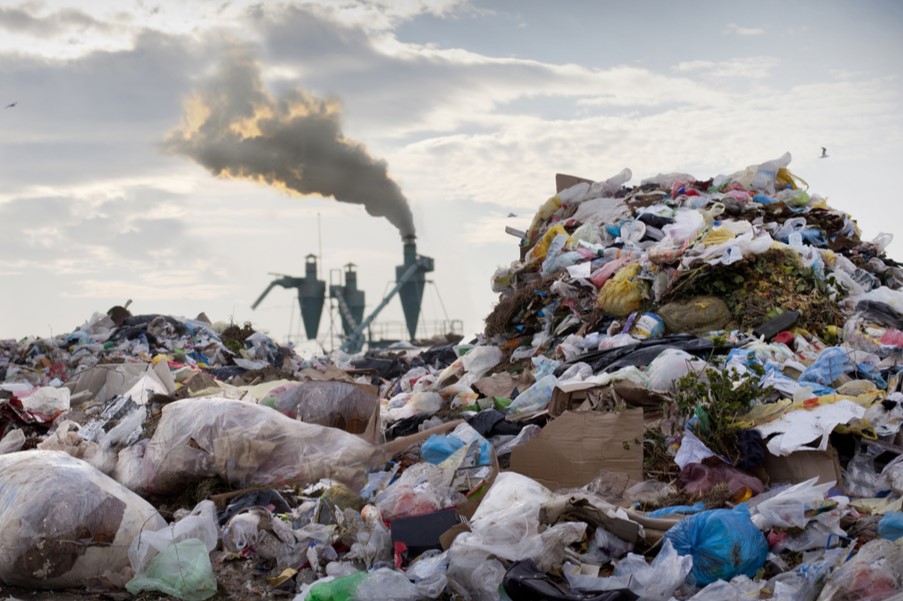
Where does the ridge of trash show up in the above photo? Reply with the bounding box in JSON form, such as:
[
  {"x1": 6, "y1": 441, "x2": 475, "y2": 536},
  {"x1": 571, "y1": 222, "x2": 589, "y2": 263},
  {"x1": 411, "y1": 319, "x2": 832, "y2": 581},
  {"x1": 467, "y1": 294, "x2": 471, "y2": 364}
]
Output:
[{"x1": 2, "y1": 152, "x2": 903, "y2": 601}]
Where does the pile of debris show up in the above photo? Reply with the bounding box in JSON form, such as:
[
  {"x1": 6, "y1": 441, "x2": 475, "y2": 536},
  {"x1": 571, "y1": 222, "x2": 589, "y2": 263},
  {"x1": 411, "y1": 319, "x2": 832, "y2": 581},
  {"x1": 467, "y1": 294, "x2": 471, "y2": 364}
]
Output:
[{"x1": 2, "y1": 152, "x2": 903, "y2": 601}]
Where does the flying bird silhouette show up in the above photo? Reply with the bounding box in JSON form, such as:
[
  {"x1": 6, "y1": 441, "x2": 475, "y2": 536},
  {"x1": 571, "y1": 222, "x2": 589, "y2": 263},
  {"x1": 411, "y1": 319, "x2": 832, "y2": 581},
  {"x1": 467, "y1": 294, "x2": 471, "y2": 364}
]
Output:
[
  {"x1": 820, "y1": 147, "x2": 828, "y2": 159},
  {"x1": 507, "y1": 212, "x2": 518, "y2": 218},
  {"x1": 3, "y1": 101, "x2": 16, "y2": 109}
]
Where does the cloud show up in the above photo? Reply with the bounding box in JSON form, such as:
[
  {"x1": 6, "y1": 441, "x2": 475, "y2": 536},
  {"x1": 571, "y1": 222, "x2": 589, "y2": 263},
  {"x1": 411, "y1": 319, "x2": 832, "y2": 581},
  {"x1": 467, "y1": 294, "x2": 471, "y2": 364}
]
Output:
[
  {"x1": 672, "y1": 57, "x2": 781, "y2": 80},
  {"x1": 256, "y1": 6, "x2": 727, "y2": 137},
  {"x1": 0, "y1": 187, "x2": 199, "y2": 271},
  {"x1": 725, "y1": 22, "x2": 766, "y2": 37},
  {"x1": 0, "y1": 5, "x2": 110, "y2": 36},
  {"x1": 249, "y1": 0, "x2": 475, "y2": 33},
  {"x1": 0, "y1": 30, "x2": 202, "y2": 195}
]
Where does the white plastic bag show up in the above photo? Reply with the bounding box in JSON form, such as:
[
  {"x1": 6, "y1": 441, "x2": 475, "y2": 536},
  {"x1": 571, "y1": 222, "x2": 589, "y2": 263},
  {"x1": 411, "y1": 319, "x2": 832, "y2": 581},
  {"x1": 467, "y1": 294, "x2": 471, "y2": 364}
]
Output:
[
  {"x1": 130, "y1": 500, "x2": 219, "y2": 574},
  {"x1": 0, "y1": 450, "x2": 166, "y2": 589}
]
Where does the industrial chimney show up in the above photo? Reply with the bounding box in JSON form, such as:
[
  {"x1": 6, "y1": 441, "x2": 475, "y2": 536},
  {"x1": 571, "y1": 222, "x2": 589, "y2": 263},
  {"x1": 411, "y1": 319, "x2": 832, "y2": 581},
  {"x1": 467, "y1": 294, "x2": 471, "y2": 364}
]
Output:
[{"x1": 396, "y1": 236, "x2": 434, "y2": 340}]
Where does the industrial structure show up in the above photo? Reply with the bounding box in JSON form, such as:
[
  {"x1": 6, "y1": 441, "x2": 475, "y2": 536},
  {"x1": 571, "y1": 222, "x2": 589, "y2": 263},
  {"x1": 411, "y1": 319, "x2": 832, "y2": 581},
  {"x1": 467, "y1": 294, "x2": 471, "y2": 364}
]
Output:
[{"x1": 253, "y1": 238, "x2": 454, "y2": 353}]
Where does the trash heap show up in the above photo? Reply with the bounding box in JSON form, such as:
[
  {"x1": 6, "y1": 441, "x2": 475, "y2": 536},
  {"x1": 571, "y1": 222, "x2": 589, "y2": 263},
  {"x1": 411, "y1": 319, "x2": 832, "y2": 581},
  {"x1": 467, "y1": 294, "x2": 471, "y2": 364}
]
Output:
[{"x1": 3, "y1": 152, "x2": 903, "y2": 601}]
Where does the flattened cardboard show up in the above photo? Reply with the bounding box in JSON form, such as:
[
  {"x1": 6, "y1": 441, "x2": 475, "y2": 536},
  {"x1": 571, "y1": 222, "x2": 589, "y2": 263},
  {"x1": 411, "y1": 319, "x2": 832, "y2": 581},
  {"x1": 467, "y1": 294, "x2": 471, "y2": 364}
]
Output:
[
  {"x1": 556, "y1": 173, "x2": 593, "y2": 193},
  {"x1": 549, "y1": 381, "x2": 668, "y2": 419},
  {"x1": 510, "y1": 408, "x2": 644, "y2": 491},
  {"x1": 763, "y1": 445, "x2": 844, "y2": 490}
]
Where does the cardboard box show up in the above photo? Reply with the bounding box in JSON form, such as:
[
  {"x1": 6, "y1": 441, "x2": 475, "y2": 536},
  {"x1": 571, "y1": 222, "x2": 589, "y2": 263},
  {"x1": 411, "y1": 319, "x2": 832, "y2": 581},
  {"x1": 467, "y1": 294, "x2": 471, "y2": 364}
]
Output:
[
  {"x1": 509, "y1": 408, "x2": 644, "y2": 490},
  {"x1": 763, "y1": 445, "x2": 844, "y2": 489}
]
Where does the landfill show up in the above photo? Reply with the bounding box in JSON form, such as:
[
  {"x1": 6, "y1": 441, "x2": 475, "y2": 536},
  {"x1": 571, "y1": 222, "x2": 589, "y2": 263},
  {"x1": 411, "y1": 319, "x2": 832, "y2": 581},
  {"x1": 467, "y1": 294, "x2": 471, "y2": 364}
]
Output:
[{"x1": 2, "y1": 152, "x2": 903, "y2": 601}]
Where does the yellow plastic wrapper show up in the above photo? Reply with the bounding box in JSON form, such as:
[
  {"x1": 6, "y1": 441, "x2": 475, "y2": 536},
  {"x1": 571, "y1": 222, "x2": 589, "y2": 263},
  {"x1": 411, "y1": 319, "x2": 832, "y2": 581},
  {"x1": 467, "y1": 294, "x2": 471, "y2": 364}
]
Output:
[
  {"x1": 596, "y1": 263, "x2": 648, "y2": 317},
  {"x1": 702, "y1": 227, "x2": 735, "y2": 246},
  {"x1": 526, "y1": 195, "x2": 562, "y2": 243},
  {"x1": 526, "y1": 223, "x2": 570, "y2": 263},
  {"x1": 776, "y1": 167, "x2": 808, "y2": 190}
]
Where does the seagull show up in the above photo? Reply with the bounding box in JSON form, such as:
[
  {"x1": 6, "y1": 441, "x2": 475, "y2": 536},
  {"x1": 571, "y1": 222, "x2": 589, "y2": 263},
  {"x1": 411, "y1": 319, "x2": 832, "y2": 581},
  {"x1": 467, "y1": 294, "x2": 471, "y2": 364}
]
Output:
[
  {"x1": 820, "y1": 146, "x2": 828, "y2": 159},
  {"x1": 3, "y1": 101, "x2": 16, "y2": 109}
]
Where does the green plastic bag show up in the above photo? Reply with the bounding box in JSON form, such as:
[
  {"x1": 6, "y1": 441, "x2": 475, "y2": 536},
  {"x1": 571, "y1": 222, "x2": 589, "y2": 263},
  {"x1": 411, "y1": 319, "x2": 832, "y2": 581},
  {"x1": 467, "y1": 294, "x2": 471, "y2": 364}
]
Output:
[
  {"x1": 307, "y1": 571, "x2": 367, "y2": 601},
  {"x1": 125, "y1": 538, "x2": 217, "y2": 601}
]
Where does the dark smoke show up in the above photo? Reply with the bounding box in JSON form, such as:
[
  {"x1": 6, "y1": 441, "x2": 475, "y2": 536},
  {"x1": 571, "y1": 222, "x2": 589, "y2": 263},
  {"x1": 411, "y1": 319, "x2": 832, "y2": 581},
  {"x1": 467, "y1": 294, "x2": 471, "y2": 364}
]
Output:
[{"x1": 165, "y1": 47, "x2": 415, "y2": 238}]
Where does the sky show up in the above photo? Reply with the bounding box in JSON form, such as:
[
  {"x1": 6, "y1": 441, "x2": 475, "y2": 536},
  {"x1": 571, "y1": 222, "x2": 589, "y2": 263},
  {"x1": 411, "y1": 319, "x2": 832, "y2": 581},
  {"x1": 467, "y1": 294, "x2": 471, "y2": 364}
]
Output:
[{"x1": 1, "y1": 0, "x2": 902, "y2": 355}]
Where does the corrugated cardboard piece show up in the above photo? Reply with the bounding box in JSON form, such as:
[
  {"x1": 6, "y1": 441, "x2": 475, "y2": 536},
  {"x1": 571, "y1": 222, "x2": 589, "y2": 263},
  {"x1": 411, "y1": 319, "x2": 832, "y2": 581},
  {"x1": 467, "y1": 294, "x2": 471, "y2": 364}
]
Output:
[
  {"x1": 763, "y1": 446, "x2": 844, "y2": 489},
  {"x1": 510, "y1": 408, "x2": 644, "y2": 491}
]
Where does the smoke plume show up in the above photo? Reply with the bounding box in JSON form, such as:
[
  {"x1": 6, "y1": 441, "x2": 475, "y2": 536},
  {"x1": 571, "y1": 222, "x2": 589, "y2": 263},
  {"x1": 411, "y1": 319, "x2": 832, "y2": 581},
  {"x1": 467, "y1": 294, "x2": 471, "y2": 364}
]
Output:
[{"x1": 165, "y1": 48, "x2": 415, "y2": 238}]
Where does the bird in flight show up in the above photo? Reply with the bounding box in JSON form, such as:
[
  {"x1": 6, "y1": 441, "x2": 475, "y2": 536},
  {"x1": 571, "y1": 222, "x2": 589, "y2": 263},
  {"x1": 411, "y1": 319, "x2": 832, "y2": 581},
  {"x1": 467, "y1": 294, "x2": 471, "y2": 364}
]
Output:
[
  {"x1": 820, "y1": 147, "x2": 828, "y2": 159},
  {"x1": 507, "y1": 212, "x2": 517, "y2": 218},
  {"x1": 4, "y1": 101, "x2": 16, "y2": 109}
]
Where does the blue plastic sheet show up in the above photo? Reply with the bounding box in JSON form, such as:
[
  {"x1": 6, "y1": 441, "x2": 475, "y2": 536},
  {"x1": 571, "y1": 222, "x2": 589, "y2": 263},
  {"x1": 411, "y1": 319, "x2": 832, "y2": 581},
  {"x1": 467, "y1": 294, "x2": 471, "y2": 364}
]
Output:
[
  {"x1": 878, "y1": 511, "x2": 903, "y2": 542},
  {"x1": 662, "y1": 504, "x2": 768, "y2": 586}
]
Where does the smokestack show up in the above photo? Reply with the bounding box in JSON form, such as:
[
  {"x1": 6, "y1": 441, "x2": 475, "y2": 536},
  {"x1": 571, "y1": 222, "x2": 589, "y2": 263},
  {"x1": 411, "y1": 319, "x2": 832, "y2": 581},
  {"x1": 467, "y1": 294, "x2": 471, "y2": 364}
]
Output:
[
  {"x1": 397, "y1": 236, "x2": 433, "y2": 341},
  {"x1": 165, "y1": 47, "x2": 415, "y2": 239}
]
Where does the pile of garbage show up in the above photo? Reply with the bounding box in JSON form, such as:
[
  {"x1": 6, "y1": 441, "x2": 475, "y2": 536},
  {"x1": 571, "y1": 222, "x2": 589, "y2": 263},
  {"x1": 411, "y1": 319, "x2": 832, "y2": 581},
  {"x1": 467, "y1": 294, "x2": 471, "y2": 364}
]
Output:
[{"x1": 3, "y1": 152, "x2": 903, "y2": 601}]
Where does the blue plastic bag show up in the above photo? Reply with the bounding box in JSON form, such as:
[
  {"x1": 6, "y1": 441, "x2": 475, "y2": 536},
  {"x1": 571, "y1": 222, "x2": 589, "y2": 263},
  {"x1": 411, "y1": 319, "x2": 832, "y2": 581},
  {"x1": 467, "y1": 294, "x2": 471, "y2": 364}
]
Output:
[
  {"x1": 799, "y1": 347, "x2": 853, "y2": 388},
  {"x1": 662, "y1": 504, "x2": 768, "y2": 586},
  {"x1": 421, "y1": 434, "x2": 491, "y2": 465},
  {"x1": 878, "y1": 511, "x2": 903, "y2": 541}
]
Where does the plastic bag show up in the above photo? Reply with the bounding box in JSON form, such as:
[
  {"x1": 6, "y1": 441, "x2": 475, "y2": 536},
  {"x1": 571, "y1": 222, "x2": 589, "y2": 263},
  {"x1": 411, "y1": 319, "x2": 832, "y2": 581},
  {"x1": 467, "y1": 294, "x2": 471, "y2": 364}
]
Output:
[
  {"x1": 0, "y1": 450, "x2": 166, "y2": 589},
  {"x1": 677, "y1": 461, "x2": 764, "y2": 502},
  {"x1": 815, "y1": 539, "x2": 903, "y2": 601},
  {"x1": 751, "y1": 478, "x2": 836, "y2": 530},
  {"x1": 878, "y1": 511, "x2": 903, "y2": 542},
  {"x1": 446, "y1": 544, "x2": 506, "y2": 601},
  {"x1": 565, "y1": 539, "x2": 692, "y2": 601},
  {"x1": 259, "y1": 381, "x2": 378, "y2": 437},
  {"x1": 306, "y1": 571, "x2": 367, "y2": 601},
  {"x1": 663, "y1": 504, "x2": 768, "y2": 587},
  {"x1": 456, "y1": 472, "x2": 553, "y2": 562},
  {"x1": 527, "y1": 224, "x2": 571, "y2": 263},
  {"x1": 375, "y1": 463, "x2": 452, "y2": 520},
  {"x1": 658, "y1": 296, "x2": 732, "y2": 334},
  {"x1": 406, "y1": 550, "x2": 449, "y2": 599},
  {"x1": 387, "y1": 391, "x2": 443, "y2": 422},
  {"x1": 0, "y1": 428, "x2": 25, "y2": 454},
  {"x1": 685, "y1": 576, "x2": 762, "y2": 601},
  {"x1": 734, "y1": 152, "x2": 792, "y2": 193},
  {"x1": 882, "y1": 454, "x2": 903, "y2": 494},
  {"x1": 222, "y1": 505, "x2": 299, "y2": 564},
  {"x1": 115, "y1": 398, "x2": 381, "y2": 495},
  {"x1": 355, "y1": 568, "x2": 420, "y2": 601},
  {"x1": 662, "y1": 209, "x2": 705, "y2": 243},
  {"x1": 130, "y1": 500, "x2": 218, "y2": 575},
  {"x1": 596, "y1": 263, "x2": 648, "y2": 317},
  {"x1": 462, "y1": 345, "x2": 503, "y2": 380},
  {"x1": 646, "y1": 348, "x2": 707, "y2": 393},
  {"x1": 507, "y1": 374, "x2": 558, "y2": 415},
  {"x1": 125, "y1": 538, "x2": 216, "y2": 601}
]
